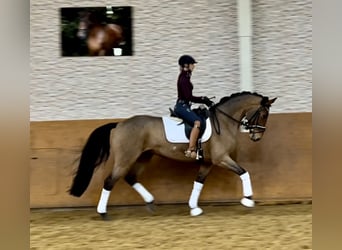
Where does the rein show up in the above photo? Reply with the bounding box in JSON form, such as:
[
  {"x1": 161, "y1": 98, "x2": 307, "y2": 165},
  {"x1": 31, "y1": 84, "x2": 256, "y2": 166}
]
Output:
[{"x1": 210, "y1": 107, "x2": 240, "y2": 135}]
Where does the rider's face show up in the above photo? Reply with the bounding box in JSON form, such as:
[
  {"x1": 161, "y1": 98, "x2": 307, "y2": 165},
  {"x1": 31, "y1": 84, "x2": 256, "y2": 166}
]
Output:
[{"x1": 189, "y1": 64, "x2": 195, "y2": 71}]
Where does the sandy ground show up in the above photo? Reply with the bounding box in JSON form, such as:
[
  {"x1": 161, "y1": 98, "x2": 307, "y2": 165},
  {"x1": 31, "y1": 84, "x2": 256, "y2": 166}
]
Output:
[{"x1": 30, "y1": 203, "x2": 312, "y2": 250}]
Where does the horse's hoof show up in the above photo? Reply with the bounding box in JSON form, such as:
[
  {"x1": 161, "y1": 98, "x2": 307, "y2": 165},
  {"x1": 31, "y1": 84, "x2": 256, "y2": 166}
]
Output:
[
  {"x1": 240, "y1": 197, "x2": 255, "y2": 208},
  {"x1": 99, "y1": 213, "x2": 111, "y2": 221},
  {"x1": 190, "y1": 207, "x2": 203, "y2": 216},
  {"x1": 146, "y1": 202, "x2": 156, "y2": 214}
]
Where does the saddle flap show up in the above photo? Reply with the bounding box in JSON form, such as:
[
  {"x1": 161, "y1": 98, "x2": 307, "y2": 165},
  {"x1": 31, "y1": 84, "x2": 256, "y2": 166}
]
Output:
[{"x1": 162, "y1": 117, "x2": 212, "y2": 143}]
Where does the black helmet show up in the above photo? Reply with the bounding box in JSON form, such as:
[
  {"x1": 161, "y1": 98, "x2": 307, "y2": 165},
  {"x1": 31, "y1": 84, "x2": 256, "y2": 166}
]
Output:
[{"x1": 178, "y1": 55, "x2": 197, "y2": 66}]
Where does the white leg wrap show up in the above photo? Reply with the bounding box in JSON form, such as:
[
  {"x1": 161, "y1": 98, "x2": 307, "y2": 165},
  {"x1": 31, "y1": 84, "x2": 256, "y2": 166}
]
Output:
[
  {"x1": 188, "y1": 181, "x2": 203, "y2": 209},
  {"x1": 97, "y1": 188, "x2": 111, "y2": 214},
  {"x1": 132, "y1": 183, "x2": 154, "y2": 203},
  {"x1": 239, "y1": 172, "x2": 253, "y2": 197}
]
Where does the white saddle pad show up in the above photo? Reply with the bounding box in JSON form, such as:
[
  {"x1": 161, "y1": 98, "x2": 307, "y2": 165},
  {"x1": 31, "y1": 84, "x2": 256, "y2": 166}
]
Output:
[{"x1": 162, "y1": 116, "x2": 212, "y2": 143}]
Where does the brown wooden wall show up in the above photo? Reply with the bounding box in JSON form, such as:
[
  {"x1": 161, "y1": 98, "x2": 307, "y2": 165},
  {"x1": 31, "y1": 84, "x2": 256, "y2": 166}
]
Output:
[{"x1": 30, "y1": 113, "x2": 312, "y2": 208}]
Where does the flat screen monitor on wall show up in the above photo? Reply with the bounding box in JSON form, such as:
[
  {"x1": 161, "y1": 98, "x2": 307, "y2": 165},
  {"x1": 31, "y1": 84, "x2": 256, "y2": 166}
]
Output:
[{"x1": 60, "y1": 6, "x2": 133, "y2": 57}]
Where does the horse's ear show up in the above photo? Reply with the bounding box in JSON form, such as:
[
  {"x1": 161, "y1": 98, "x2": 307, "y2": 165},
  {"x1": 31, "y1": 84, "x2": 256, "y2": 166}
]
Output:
[
  {"x1": 268, "y1": 97, "x2": 277, "y2": 105},
  {"x1": 261, "y1": 97, "x2": 277, "y2": 107}
]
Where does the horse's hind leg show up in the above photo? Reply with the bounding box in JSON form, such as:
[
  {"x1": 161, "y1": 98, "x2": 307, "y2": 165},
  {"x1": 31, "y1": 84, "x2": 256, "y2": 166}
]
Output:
[
  {"x1": 96, "y1": 158, "x2": 135, "y2": 219},
  {"x1": 124, "y1": 152, "x2": 155, "y2": 213},
  {"x1": 188, "y1": 164, "x2": 213, "y2": 216},
  {"x1": 96, "y1": 167, "x2": 127, "y2": 219}
]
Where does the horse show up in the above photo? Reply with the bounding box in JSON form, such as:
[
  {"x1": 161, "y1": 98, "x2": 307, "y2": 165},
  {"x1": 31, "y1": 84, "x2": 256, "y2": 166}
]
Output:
[
  {"x1": 77, "y1": 11, "x2": 124, "y2": 56},
  {"x1": 69, "y1": 91, "x2": 277, "y2": 219}
]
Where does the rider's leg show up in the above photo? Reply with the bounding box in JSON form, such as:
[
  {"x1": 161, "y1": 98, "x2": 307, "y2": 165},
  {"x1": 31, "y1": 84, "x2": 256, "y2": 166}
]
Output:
[
  {"x1": 185, "y1": 120, "x2": 200, "y2": 158},
  {"x1": 173, "y1": 103, "x2": 203, "y2": 158}
]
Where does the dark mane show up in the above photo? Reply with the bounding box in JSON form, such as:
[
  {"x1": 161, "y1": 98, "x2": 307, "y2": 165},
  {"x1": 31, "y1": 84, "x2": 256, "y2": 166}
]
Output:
[{"x1": 217, "y1": 91, "x2": 265, "y2": 106}]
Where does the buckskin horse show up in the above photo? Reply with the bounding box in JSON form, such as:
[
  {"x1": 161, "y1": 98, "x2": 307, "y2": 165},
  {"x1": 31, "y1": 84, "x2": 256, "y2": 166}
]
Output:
[{"x1": 69, "y1": 91, "x2": 277, "y2": 219}]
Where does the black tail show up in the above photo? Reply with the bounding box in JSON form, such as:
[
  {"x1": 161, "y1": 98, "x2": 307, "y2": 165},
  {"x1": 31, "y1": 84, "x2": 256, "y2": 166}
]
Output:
[{"x1": 69, "y1": 122, "x2": 118, "y2": 197}]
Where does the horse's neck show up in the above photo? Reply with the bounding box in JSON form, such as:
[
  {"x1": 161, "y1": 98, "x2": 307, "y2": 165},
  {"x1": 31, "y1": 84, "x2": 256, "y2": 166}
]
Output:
[
  {"x1": 217, "y1": 97, "x2": 261, "y2": 128},
  {"x1": 221, "y1": 100, "x2": 249, "y2": 118}
]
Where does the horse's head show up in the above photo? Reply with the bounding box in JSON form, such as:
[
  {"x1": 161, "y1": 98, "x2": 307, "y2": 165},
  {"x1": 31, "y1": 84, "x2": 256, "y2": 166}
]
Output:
[
  {"x1": 243, "y1": 96, "x2": 277, "y2": 141},
  {"x1": 77, "y1": 11, "x2": 91, "y2": 40},
  {"x1": 213, "y1": 92, "x2": 277, "y2": 141}
]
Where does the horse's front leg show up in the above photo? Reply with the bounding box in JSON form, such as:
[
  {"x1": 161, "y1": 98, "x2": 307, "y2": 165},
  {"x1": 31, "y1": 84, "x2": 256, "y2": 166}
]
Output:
[
  {"x1": 188, "y1": 164, "x2": 213, "y2": 216},
  {"x1": 216, "y1": 156, "x2": 255, "y2": 208}
]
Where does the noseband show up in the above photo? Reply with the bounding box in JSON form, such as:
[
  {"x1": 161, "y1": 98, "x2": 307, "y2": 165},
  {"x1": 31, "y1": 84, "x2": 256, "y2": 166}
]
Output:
[
  {"x1": 243, "y1": 106, "x2": 268, "y2": 133},
  {"x1": 211, "y1": 105, "x2": 268, "y2": 135}
]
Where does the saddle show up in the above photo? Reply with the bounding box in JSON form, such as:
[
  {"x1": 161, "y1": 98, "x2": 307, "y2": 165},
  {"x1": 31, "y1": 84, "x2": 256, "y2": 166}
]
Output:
[
  {"x1": 168, "y1": 105, "x2": 211, "y2": 161},
  {"x1": 169, "y1": 105, "x2": 210, "y2": 138}
]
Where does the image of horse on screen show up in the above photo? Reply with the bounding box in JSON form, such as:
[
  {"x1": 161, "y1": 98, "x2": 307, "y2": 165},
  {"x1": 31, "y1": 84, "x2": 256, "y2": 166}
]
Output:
[{"x1": 60, "y1": 6, "x2": 133, "y2": 56}]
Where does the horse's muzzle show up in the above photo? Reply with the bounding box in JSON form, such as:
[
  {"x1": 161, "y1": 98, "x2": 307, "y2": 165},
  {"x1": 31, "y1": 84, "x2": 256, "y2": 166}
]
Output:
[
  {"x1": 249, "y1": 133, "x2": 263, "y2": 141},
  {"x1": 251, "y1": 137, "x2": 261, "y2": 142}
]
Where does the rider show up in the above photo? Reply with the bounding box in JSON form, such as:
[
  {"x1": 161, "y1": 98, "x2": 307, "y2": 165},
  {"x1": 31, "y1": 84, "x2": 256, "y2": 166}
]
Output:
[{"x1": 174, "y1": 55, "x2": 214, "y2": 159}]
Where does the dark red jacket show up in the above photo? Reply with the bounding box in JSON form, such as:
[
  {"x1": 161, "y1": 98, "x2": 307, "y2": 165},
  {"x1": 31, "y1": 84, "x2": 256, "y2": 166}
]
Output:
[{"x1": 177, "y1": 70, "x2": 203, "y2": 103}]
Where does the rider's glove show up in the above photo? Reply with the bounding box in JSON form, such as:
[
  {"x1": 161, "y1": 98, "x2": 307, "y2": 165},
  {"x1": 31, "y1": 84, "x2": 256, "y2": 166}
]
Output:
[{"x1": 201, "y1": 96, "x2": 215, "y2": 107}]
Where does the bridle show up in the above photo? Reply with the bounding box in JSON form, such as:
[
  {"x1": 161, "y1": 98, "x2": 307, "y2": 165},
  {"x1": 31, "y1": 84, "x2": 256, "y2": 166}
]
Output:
[
  {"x1": 210, "y1": 105, "x2": 268, "y2": 135},
  {"x1": 243, "y1": 106, "x2": 269, "y2": 134}
]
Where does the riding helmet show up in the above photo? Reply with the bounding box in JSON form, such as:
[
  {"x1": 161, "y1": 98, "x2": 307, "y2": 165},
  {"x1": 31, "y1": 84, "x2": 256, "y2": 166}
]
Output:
[{"x1": 178, "y1": 55, "x2": 197, "y2": 66}]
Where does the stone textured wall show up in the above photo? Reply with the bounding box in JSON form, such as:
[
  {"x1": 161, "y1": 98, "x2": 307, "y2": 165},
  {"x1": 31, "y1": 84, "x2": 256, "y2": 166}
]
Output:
[{"x1": 30, "y1": 0, "x2": 311, "y2": 121}]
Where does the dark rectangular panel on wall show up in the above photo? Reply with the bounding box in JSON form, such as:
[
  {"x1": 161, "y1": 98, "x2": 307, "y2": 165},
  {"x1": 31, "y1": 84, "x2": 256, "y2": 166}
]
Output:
[
  {"x1": 60, "y1": 6, "x2": 132, "y2": 56},
  {"x1": 30, "y1": 113, "x2": 312, "y2": 208}
]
